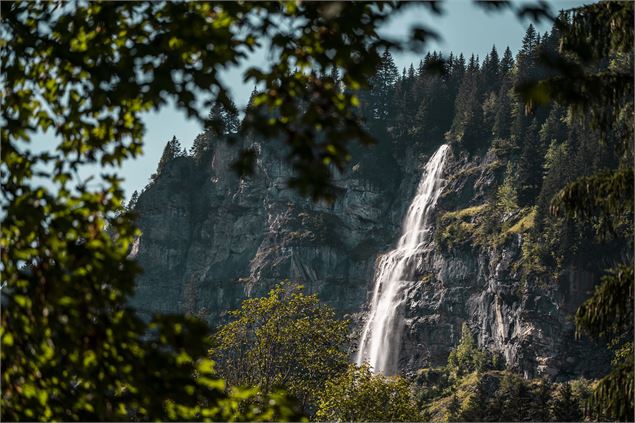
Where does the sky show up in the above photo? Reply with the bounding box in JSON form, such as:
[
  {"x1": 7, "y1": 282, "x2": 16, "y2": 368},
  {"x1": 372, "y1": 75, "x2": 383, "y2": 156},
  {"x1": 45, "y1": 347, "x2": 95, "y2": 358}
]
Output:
[{"x1": 90, "y1": 1, "x2": 591, "y2": 199}]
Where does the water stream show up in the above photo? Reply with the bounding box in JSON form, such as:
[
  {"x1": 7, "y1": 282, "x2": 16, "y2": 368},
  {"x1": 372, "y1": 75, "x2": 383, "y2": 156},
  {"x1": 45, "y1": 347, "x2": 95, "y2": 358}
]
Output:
[{"x1": 356, "y1": 144, "x2": 450, "y2": 375}]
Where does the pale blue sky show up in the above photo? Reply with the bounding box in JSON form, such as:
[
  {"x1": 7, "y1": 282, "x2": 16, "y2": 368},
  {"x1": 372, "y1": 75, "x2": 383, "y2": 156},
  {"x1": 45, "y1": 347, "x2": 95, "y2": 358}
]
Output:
[{"x1": 77, "y1": 1, "x2": 592, "y2": 199}]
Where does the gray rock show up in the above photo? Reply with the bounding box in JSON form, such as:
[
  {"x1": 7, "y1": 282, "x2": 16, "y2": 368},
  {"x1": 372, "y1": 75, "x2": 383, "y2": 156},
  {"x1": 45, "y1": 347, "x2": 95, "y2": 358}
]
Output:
[{"x1": 130, "y1": 138, "x2": 609, "y2": 380}]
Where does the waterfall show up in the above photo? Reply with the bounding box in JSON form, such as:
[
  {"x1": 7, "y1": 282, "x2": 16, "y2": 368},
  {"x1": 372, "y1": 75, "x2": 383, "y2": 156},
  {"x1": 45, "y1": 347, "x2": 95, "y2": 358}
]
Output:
[{"x1": 356, "y1": 144, "x2": 450, "y2": 375}]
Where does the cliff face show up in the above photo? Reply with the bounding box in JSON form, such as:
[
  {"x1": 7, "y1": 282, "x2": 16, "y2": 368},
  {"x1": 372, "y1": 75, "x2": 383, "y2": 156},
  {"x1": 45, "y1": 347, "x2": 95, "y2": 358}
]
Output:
[{"x1": 131, "y1": 134, "x2": 607, "y2": 380}]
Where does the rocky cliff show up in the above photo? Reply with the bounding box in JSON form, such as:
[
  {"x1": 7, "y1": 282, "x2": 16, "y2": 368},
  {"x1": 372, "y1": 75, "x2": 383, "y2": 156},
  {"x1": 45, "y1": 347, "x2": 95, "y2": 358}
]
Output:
[{"x1": 130, "y1": 132, "x2": 608, "y2": 380}]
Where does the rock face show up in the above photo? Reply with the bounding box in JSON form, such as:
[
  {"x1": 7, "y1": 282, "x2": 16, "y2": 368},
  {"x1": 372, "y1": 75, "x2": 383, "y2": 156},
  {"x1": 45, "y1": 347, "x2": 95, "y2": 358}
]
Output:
[{"x1": 131, "y1": 134, "x2": 608, "y2": 380}]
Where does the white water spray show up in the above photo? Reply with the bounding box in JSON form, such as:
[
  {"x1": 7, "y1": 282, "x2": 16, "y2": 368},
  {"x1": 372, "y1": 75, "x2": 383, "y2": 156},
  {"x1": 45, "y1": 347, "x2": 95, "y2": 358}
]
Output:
[{"x1": 356, "y1": 144, "x2": 450, "y2": 375}]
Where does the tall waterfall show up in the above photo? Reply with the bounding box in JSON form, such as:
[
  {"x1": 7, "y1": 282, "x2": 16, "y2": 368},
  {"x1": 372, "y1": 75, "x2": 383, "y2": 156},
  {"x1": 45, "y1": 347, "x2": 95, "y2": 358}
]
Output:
[{"x1": 356, "y1": 144, "x2": 450, "y2": 375}]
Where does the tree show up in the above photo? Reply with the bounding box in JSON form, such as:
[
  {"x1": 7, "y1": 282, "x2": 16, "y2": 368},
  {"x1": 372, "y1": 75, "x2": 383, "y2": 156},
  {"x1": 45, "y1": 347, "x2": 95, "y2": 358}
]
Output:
[
  {"x1": 517, "y1": 118, "x2": 544, "y2": 205},
  {"x1": 157, "y1": 136, "x2": 184, "y2": 175},
  {"x1": 210, "y1": 283, "x2": 349, "y2": 416},
  {"x1": 447, "y1": 323, "x2": 488, "y2": 378},
  {"x1": 206, "y1": 98, "x2": 240, "y2": 137},
  {"x1": 520, "y1": 3, "x2": 633, "y2": 420},
  {"x1": 315, "y1": 364, "x2": 422, "y2": 422},
  {"x1": 492, "y1": 79, "x2": 513, "y2": 140},
  {"x1": 457, "y1": 374, "x2": 492, "y2": 422},
  {"x1": 1, "y1": 2, "x2": 439, "y2": 419},
  {"x1": 446, "y1": 393, "x2": 461, "y2": 422},
  {"x1": 366, "y1": 48, "x2": 400, "y2": 123},
  {"x1": 191, "y1": 100, "x2": 240, "y2": 159},
  {"x1": 499, "y1": 46, "x2": 514, "y2": 77},
  {"x1": 496, "y1": 162, "x2": 519, "y2": 215},
  {"x1": 0, "y1": 0, "x2": 580, "y2": 419},
  {"x1": 481, "y1": 45, "x2": 501, "y2": 94},
  {"x1": 527, "y1": 378, "x2": 553, "y2": 422},
  {"x1": 127, "y1": 190, "x2": 139, "y2": 210},
  {"x1": 494, "y1": 372, "x2": 526, "y2": 421},
  {"x1": 447, "y1": 55, "x2": 486, "y2": 151},
  {"x1": 516, "y1": 24, "x2": 539, "y2": 84},
  {"x1": 549, "y1": 382, "x2": 583, "y2": 422}
]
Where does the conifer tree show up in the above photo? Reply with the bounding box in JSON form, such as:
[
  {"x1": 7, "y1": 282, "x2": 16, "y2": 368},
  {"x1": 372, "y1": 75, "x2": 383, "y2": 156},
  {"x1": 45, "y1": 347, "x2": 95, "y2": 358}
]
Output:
[
  {"x1": 516, "y1": 24, "x2": 539, "y2": 84},
  {"x1": 447, "y1": 55, "x2": 485, "y2": 151},
  {"x1": 368, "y1": 48, "x2": 399, "y2": 122},
  {"x1": 458, "y1": 375, "x2": 491, "y2": 422},
  {"x1": 191, "y1": 99, "x2": 241, "y2": 159},
  {"x1": 496, "y1": 162, "x2": 519, "y2": 214},
  {"x1": 528, "y1": 379, "x2": 553, "y2": 422},
  {"x1": 417, "y1": 59, "x2": 425, "y2": 77},
  {"x1": 127, "y1": 190, "x2": 139, "y2": 210},
  {"x1": 481, "y1": 45, "x2": 500, "y2": 94},
  {"x1": 156, "y1": 136, "x2": 183, "y2": 175},
  {"x1": 520, "y1": 4, "x2": 633, "y2": 418},
  {"x1": 517, "y1": 118, "x2": 545, "y2": 205},
  {"x1": 500, "y1": 46, "x2": 514, "y2": 77},
  {"x1": 206, "y1": 98, "x2": 240, "y2": 137},
  {"x1": 549, "y1": 382, "x2": 583, "y2": 422},
  {"x1": 446, "y1": 393, "x2": 461, "y2": 422},
  {"x1": 492, "y1": 79, "x2": 513, "y2": 140}
]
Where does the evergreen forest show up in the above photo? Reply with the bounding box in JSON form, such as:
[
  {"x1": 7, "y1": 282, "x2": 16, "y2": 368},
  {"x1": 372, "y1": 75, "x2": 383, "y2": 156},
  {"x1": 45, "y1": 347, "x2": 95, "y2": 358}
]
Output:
[{"x1": 2, "y1": 1, "x2": 633, "y2": 422}]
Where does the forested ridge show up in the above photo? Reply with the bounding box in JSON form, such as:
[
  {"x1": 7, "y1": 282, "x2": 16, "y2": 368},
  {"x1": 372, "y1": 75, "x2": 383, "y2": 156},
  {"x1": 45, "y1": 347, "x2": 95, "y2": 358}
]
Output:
[
  {"x1": 3, "y1": 1, "x2": 632, "y2": 422},
  {"x1": 142, "y1": 17, "x2": 633, "y2": 422}
]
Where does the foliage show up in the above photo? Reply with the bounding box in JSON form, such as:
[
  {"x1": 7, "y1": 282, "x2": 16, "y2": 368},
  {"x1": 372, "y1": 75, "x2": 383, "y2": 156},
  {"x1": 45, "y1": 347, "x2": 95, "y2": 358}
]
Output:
[
  {"x1": 2, "y1": 0, "x2": 630, "y2": 419},
  {"x1": 157, "y1": 135, "x2": 186, "y2": 176},
  {"x1": 420, "y1": 370, "x2": 591, "y2": 423},
  {"x1": 0, "y1": 1, "x2": 443, "y2": 419},
  {"x1": 417, "y1": 326, "x2": 589, "y2": 422},
  {"x1": 436, "y1": 205, "x2": 487, "y2": 250},
  {"x1": 505, "y1": 207, "x2": 536, "y2": 235},
  {"x1": 518, "y1": 3, "x2": 634, "y2": 420},
  {"x1": 210, "y1": 283, "x2": 349, "y2": 416},
  {"x1": 549, "y1": 381, "x2": 583, "y2": 422},
  {"x1": 447, "y1": 323, "x2": 488, "y2": 378},
  {"x1": 496, "y1": 162, "x2": 519, "y2": 214},
  {"x1": 191, "y1": 100, "x2": 241, "y2": 160},
  {"x1": 315, "y1": 363, "x2": 422, "y2": 422}
]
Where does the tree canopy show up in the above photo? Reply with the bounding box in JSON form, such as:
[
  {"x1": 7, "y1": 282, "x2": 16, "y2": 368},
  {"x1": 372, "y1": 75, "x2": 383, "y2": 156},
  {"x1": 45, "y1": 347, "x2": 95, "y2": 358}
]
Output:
[
  {"x1": 210, "y1": 283, "x2": 349, "y2": 417},
  {"x1": 316, "y1": 364, "x2": 422, "y2": 422},
  {"x1": 1, "y1": 2, "x2": 434, "y2": 419},
  {"x1": 519, "y1": 3, "x2": 633, "y2": 419},
  {"x1": 2, "y1": 0, "x2": 630, "y2": 420}
]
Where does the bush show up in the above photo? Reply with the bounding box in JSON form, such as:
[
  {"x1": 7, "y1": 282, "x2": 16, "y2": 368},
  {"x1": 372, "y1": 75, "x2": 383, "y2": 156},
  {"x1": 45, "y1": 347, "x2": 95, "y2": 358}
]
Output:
[{"x1": 316, "y1": 364, "x2": 422, "y2": 422}]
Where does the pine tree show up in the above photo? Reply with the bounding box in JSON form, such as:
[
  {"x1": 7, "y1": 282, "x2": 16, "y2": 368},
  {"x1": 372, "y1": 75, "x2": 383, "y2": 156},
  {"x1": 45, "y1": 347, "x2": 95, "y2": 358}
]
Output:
[
  {"x1": 539, "y1": 105, "x2": 567, "y2": 157},
  {"x1": 549, "y1": 382, "x2": 583, "y2": 422},
  {"x1": 206, "y1": 98, "x2": 239, "y2": 137},
  {"x1": 516, "y1": 24, "x2": 539, "y2": 84},
  {"x1": 417, "y1": 59, "x2": 425, "y2": 77},
  {"x1": 496, "y1": 373, "x2": 524, "y2": 421},
  {"x1": 192, "y1": 99, "x2": 241, "y2": 159},
  {"x1": 517, "y1": 118, "x2": 545, "y2": 205},
  {"x1": 190, "y1": 132, "x2": 212, "y2": 159},
  {"x1": 499, "y1": 46, "x2": 514, "y2": 77},
  {"x1": 481, "y1": 45, "x2": 500, "y2": 94},
  {"x1": 496, "y1": 162, "x2": 518, "y2": 214},
  {"x1": 156, "y1": 136, "x2": 183, "y2": 175},
  {"x1": 407, "y1": 63, "x2": 416, "y2": 81},
  {"x1": 127, "y1": 190, "x2": 139, "y2": 210},
  {"x1": 492, "y1": 79, "x2": 513, "y2": 140},
  {"x1": 459, "y1": 374, "x2": 491, "y2": 422},
  {"x1": 447, "y1": 55, "x2": 485, "y2": 151},
  {"x1": 368, "y1": 48, "x2": 399, "y2": 122},
  {"x1": 536, "y1": 137, "x2": 570, "y2": 228},
  {"x1": 528, "y1": 379, "x2": 553, "y2": 422}
]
